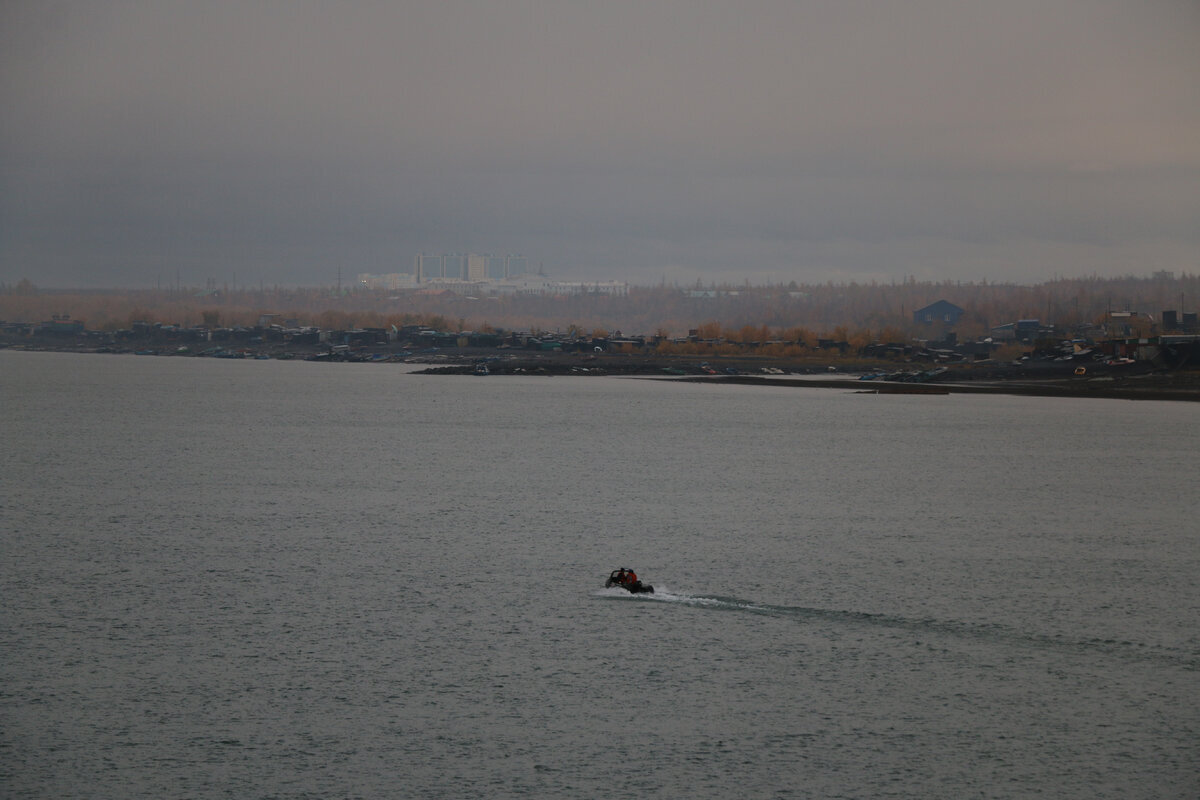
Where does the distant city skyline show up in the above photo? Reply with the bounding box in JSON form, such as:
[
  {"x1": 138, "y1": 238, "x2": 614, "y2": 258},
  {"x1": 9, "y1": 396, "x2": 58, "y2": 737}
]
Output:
[
  {"x1": 3, "y1": 1, "x2": 1198, "y2": 289},
  {"x1": 413, "y1": 253, "x2": 532, "y2": 283},
  {"x1": 358, "y1": 252, "x2": 631, "y2": 296}
]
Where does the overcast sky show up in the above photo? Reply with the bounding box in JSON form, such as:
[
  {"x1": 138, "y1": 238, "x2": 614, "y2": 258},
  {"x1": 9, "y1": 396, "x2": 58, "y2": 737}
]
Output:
[{"x1": 2, "y1": 1, "x2": 1198, "y2": 288}]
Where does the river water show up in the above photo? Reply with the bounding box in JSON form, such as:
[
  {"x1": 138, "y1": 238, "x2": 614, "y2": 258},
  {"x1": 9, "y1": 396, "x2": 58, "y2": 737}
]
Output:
[{"x1": 2, "y1": 350, "x2": 1197, "y2": 798}]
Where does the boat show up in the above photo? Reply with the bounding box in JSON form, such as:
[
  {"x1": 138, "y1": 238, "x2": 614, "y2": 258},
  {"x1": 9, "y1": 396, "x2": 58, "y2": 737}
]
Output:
[{"x1": 605, "y1": 568, "x2": 654, "y2": 594}]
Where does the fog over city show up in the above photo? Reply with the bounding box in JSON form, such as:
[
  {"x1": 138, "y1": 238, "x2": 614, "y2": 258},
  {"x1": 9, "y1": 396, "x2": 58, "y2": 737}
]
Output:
[{"x1": 3, "y1": 1, "x2": 1198, "y2": 289}]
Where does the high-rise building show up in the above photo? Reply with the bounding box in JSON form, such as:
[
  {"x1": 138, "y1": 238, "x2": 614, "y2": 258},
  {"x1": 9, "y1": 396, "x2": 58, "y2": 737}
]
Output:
[
  {"x1": 466, "y1": 254, "x2": 488, "y2": 282},
  {"x1": 415, "y1": 253, "x2": 442, "y2": 282},
  {"x1": 443, "y1": 254, "x2": 466, "y2": 280},
  {"x1": 506, "y1": 255, "x2": 529, "y2": 276},
  {"x1": 416, "y1": 252, "x2": 534, "y2": 283}
]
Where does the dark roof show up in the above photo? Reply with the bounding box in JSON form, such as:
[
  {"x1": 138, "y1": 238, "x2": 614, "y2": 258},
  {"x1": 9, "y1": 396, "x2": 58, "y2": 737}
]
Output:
[{"x1": 915, "y1": 300, "x2": 965, "y2": 315}]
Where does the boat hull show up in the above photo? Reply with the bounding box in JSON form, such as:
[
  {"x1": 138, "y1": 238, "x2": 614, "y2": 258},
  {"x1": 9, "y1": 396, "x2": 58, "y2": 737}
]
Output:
[{"x1": 605, "y1": 578, "x2": 654, "y2": 594}]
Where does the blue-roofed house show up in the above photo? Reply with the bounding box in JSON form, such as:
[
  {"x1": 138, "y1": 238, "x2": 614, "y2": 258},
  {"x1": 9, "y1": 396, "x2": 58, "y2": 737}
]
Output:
[{"x1": 914, "y1": 300, "x2": 965, "y2": 326}]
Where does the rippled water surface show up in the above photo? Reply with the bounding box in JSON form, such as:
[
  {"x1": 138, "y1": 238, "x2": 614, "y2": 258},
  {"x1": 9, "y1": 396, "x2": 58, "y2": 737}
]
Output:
[{"x1": 3, "y1": 351, "x2": 1198, "y2": 798}]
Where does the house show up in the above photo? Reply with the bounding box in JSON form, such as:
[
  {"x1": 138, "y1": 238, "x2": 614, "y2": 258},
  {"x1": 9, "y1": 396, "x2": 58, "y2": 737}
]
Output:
[
  {"x1": 38, "y1": 316, "x2": 85, "y2": 335},
  {"x1": 913, "y1": 300, "x2": 965, "y2": 326},
  {"x1": 991, "y1": 319, "x2": 1050, "y2": 343}
]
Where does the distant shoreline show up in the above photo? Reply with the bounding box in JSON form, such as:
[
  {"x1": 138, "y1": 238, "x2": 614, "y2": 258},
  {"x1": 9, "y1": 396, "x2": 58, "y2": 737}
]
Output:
[
  {"x1": 672, "y1": 373, "x2": 1200, "y2": 402},
  {"x1": 4, "y1": 342, "x2": 1198, "y2": 402},
  {"x1": 402, "y1": 349, "x2": 1200, "y2": 402}
]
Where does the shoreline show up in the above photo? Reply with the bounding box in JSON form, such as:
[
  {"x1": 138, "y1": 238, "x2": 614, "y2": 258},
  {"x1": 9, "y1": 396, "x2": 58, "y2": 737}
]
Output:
[
  {"x1": 5, "y1": 341, "x2": 1198, "y2": 402},
  {"x1": 671, "y1": 373, "x2": 1200, "y2": 402}
]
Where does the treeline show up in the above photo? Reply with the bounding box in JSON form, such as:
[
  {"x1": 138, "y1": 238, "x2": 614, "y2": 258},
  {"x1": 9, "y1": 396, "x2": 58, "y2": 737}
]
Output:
[{"x1": 2, "y1": 273, "x2": 1195, "y2": 341}]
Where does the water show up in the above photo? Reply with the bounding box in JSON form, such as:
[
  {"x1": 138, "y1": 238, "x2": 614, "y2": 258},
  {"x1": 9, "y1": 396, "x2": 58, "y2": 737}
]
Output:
[{"x1": 2, "y1": 350, "x2": 1198, "y2": 798}]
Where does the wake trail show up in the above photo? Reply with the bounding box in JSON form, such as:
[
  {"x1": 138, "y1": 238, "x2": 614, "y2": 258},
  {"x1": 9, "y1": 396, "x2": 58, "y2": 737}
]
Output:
[{"x1": 598, "y1": 587, "x2": 1197, "y2": 669}]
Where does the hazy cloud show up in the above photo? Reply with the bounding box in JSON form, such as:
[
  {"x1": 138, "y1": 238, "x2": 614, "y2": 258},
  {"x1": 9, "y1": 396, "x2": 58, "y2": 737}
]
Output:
[{"x1": 3, "y1": 0, "x2": 1198, "y2": 287}]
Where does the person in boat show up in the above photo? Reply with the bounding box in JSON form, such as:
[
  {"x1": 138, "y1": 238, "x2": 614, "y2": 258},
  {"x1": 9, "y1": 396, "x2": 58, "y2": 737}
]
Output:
[
  {"x1": 608, "y1": 568, "x2": 634, "y2": 587},
  {"x1": 606, "y1": 567, "x2": 653, "y2": 593}
]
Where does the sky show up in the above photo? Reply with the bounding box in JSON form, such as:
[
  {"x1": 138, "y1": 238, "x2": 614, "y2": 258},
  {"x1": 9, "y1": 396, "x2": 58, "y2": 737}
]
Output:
[{"x1": 2, "y1": 0, "x2": 1198, "y2": 288}]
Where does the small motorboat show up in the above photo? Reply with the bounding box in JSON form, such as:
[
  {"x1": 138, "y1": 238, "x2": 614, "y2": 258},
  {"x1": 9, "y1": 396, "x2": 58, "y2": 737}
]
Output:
[{"x1": 605, "y1": 568, "x2": 654, "y2": 594}]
